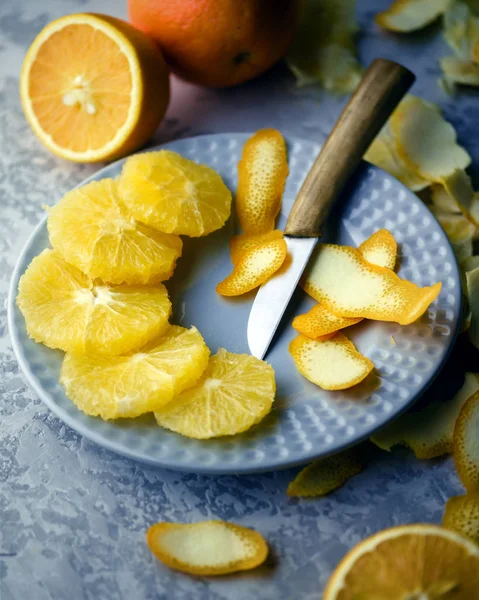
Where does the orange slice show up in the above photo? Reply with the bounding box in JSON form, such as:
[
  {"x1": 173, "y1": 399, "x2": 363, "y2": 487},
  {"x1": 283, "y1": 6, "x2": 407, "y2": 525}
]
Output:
[
  {"x1": 287, "y1": 448, "x2": 365, "y2": 497},
  {"x1": 16, "y1": 249, "x2": 171, "y2": 356},
  {"x1": 303, "y1": 243, "x2": 441, "y2": 325},
  {"x1": 48, "y1": 179, "x2": 182, "y2": 285},
  {"x1": 60, "y1": 325, "x2": 209, "y2": 420},
  {"x1": 443, "y1": 492, "x2": 479, "y2": 545},
  {"x1": 118, "y1": 150, "x2": 232, "y2": 237},
  {"x1": 236, "y1": 129, "x2": 288, "y2": 234},
  {"x1": 294, "y1": 229, "x2": 397, "y2": 339},
  {"x1": 375, "y1": 0, "x2": 451, "y2": 32},
  {"x1": 230, "y1": 230, "x2": 283, "y2": 266},
  {"x1": 20, "y1": 13, "x2": 169, "y2": 163},
  {"x1": 289, "y1": 332, "x2": 374, "y2": 391},
  {"x1": 147, "y1": 521, "x2": 268, "y2": 576},
  {"x1": 216, "y1": 238, "x2": 287, "y2": 296},
  {"x1": 454, "y1": 390, "x2": 479, "y2": 491},
  {"x1": 324, "y1": 524, "x2": 479, "y2": 599}
]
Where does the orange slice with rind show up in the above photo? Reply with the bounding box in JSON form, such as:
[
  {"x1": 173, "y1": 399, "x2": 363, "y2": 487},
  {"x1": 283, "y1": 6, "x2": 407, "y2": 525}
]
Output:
[
  {"x1": 118, "y1": 150, "x2": 232, "y2": 237},
  {"x1": 287, "y1": 448, "x2": 365, "y2": 497},
  {"x1": 48, "y1": 178, "x2": 182, "y2": 285},
  {"x1": 236, "y1": 129, "x2": 288, "y2": 234},
  {"x1": 324, "y1": 524, "x2": 479, "y2": 599},
  {"x1": 303, "y1": 243, "x2": 441, "y2": 325},
  {"x1": 60, "y1": 325, "x2": 209, "y2": 420},
  {"x1": 289, "y1": 332, "x2": 374, "y2": 391},
  {"x1": 375, "y1": 0, "x2": 451, "y2": 32},
  {"x1": 371, "y1": 372, "x2": 479, "y2": 459},
  {"x1": 146, "y1": 521, "x2": 268, "y2": 576},
  {"x1": 454, "y1": 389, "x2": 479, "y2": 491},
  {"x1": 155, "y1": 349, "x2": 275, "y2": 438},
  {"x1": 217, "y1": 237, "x2": 287, "y2": 296},
  {"x1": 20, "y1": 13, "x2": 169, "y2": 163},
  {"x1": 229, "y1": 230, "x2": 283, "y2": 266},
  {"x1": 443, "y1": 492, "x2": 479, "y2": 545},
  {"x1": 294, "y1": 229, "x2": 397, "y2": 339},
  {"x1": 17, "y1": 249, "x2": 171, "y2": 356}
]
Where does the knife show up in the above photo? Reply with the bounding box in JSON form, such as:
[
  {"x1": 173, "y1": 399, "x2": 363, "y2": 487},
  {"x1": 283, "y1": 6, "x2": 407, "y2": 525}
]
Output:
[{"x1": 247, "y1": 59, "x2": 415, "y2": 359}]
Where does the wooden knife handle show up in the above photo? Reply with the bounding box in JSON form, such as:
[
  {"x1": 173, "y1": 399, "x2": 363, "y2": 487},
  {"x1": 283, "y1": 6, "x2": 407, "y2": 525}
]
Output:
[{"x1": 284, "y1": 59, "x2": 415, "y2": 237}]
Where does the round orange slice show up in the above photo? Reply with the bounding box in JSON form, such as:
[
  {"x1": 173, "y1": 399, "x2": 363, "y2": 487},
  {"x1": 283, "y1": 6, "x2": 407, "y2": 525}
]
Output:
[
  {"x1": 324, "y1": 524, "x2": 479, "y2": 599},
  {"x1": 20, "y1": 13, "x2": 170, "y2": 163}
]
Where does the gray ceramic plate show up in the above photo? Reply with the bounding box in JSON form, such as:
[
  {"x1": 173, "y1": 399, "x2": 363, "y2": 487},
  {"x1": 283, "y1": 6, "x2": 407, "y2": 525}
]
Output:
[{"x1": 8, "y1": 133, "x2": 461, "y2": 474}]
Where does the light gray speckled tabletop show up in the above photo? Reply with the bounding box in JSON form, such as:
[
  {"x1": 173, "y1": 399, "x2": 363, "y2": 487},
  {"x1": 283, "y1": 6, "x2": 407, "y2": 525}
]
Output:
[{"x1": 1, "y1": 1, "x2": 479, "y2": 599}]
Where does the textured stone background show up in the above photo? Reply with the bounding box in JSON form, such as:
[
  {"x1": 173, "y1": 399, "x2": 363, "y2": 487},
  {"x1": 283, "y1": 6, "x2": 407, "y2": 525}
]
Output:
[{"x1": 1, "y1": 1, "x2": 478, "y2": 598}]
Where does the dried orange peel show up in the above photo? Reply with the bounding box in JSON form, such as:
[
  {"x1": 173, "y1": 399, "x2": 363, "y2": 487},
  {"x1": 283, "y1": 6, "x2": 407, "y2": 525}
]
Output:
[
  {"x1": 371, "y1": 373, "x2": 479, "y2": 459},
  {"x1": 287, "y1": 448, "x2": 364, "y2": 497},
  {"x1": 236, "y1": 129, "x2": 288, "y2": 235},
  {"x1": 454, "y1": 390, "x2": 479, "y2": 491},
  {"x1": 303, "y1": 243, "x2": 441, "y2": 325},
  {"x1": 229, "y1": 230, "x2": 283, "y2": 266},
  {"x1": 294, "y1": 230, "x2": 397, "y2": 339},
  {"x1": 118, "y1": 150, "x2": 232, "y2": 237},
  {"x1": 375, "y1": 0, "x2": 451, "y2": 32},
  {"x1": 217, "y1": 237, "x2": 287, "y2": 296},
  {"x1": 146, "y1": 520, "x2": 268, "y2": 576},
  {"x1": 289, "y1": 332, "x2": 373, "y2": 391},
  {"x1": 443, "y1": 492, "x2": 479, "y2": 545}
]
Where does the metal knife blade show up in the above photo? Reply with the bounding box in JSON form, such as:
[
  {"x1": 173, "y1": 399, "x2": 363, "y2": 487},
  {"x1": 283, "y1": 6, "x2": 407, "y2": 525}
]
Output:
[{"x1": 247, "y1": 237, "x2": 317, "y2": 359}]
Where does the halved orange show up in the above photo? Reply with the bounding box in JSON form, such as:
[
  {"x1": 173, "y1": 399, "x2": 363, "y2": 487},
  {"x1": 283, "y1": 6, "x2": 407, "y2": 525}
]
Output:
[{"x1": 20, "y1": 13, "x2": 170, "y2": 163}]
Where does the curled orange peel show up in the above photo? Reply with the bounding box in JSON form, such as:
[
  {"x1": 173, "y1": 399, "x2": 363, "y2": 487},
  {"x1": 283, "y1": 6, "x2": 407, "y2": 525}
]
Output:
[
  {"x1": 236, "y1": 129, "x2": 288, "y2": 235},
  {"x1": 287, "y1": 448, "x2": 365, "y2": 497},
  {"x1": 443, "y1": 492, "x2": 479, "y2": 545},
  {"x1": 217, "y1": 238, "x2": 287, "y2": 296},
  {"x1": 289, "y1": 332, "x2": 374, "y2": 391},
  {"x1": 358, "y1": 229, "x2": 397, "y2": 271},
  {"x1": 229, "y1": 230, "x2": 283, "y2": 266},
  {"x1": 302, "y1": 243, "x2": 441, "y2": 325},
  {"x1": 146, "y1": 520, "x2": 268, "y2": 576},
  {"x1": 454, "y1": 389, "x2": 479, "y2": 491},
  {"x1": 375, "y1": 0, "x2": 451, "y2": 32}
]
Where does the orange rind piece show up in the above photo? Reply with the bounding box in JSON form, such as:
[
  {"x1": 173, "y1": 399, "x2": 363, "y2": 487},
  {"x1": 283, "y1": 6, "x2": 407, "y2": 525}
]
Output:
[
  {"x1": 146, "y1": 520, "x2": 268, "y2": 576},
  {"x1": 16, "y1": 249, "x2": 172, "y2": 356},
  {"x1": 236, "y1": 129, "x2": 288, "y2": 235},
  {"x1": 287, "y1": 448, "x2": 365, "y2": 497},
  {"x1": 118, "y1": 150, "x2": 232, "y2": 237},
  {"x1": 155, "y1": 349, "x2": 275, "y2": 438},
  {"x1": 454, "y1": 389, "x2": 479, "y2": 491},
  {"x1": 375, "y1": 0, "x2": 451, "y2": 32},
  {"x1": 48, "y1": 179, "x2": 182, "y2": 285},
  {"x1": 289, "y1": 332, "x2": 374, "y2": 391},
  {"x1": 371, "y1": 373, "x2": 479, "y2": 459},
  {"x1": 357, "y1": 229, "x2": 397, "y2": 271},
  {"x1": 60, "y1": 325, "x2": 209, "y2": 420},
  {"x1": 323, "y1": 524, "x2": 479, "y2": 599},
  {"x1": 229, "y1": 230, "x2": 283, "y2": 266},
  {"x1": 217, "y1": 238, "x2": 287, "y2": 296},
  {"x1": 443, "y1": 492, "x2": 479, "y2": 545},
  {"x1": 465, "y1": 262, "x2": 479, "y2": 349},
  {"x1": 303, "y1": 243, "x2": 441, "y2": 325}
]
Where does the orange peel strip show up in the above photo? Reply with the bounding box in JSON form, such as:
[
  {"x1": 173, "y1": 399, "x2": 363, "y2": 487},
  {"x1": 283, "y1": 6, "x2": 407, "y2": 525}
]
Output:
[
  {"x1": 289, "y1": 332, "x2": 374, "y2": 391},
  {"x1": 287, "y1": 448, "x2": 365, "y2": 497},
  {"x1": 375, "y1": 0, "x2": 451, "y2": 32},
  {"x1": 217, "y1": 238, "x2": 287, "y2": 296},
  {"x1": 454, "y1": 389, "x2": 479, "y2": 491},
  {"x1": 371, "y1": 373, "x2": 479, "y2": 459},
  {"x1": 443, "y1": 492, "x2": 479, "y2": 545},
  {"x1": 229, "y1": 230, "x2": 283, "y2": 266},
  {"x1": 146, "y1": 520, "x2": 268, "y2": 576},
  {"x1": 294, "y1": 229, "x2": 398, "y2": 339},
  {"x1": 303, "y1": 243, "x2": 441, "y2": 325},
  {"x1": 236, "y1": 129, "x2": 288, "y2": 235}
]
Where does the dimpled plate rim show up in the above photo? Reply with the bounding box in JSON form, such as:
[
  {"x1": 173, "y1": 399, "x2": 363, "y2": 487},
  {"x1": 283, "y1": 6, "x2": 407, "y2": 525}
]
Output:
[{"x1": 8, "y1": 133, "x2": 461, "y2": 474}]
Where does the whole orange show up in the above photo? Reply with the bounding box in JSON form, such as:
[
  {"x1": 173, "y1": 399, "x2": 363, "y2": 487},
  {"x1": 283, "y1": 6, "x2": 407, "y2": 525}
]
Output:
[{"x1": 128, "y1": 0, "x2": 300, "y2": 87}]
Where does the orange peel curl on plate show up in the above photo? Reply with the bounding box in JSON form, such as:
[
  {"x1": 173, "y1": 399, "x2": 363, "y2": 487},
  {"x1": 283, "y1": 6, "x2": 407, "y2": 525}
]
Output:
[
  {"x1": 236, "y1": 129, "x2": 288, "y2": 235},
  {"x1": 375, "y1": 0, "x2": 451, "y2": 32},
  {"x1": 289, "y1": 332, "x2": 374, "y2": 391},
  {"x1": 146, "y1": 520, "x2": 268, "y2": 576},
  {"x1": 229, "y1": 230, "x2": 283, "y2": 266},
  {"x1": 454, "y1": 389, "x2": 479, "y2": 491},
  {"x1": 217, "y1": 237, "x2": 287, "y2": 296}
]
